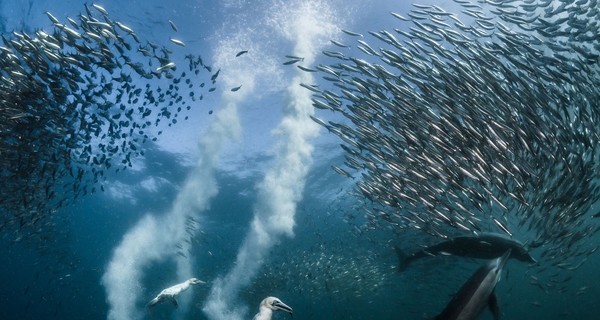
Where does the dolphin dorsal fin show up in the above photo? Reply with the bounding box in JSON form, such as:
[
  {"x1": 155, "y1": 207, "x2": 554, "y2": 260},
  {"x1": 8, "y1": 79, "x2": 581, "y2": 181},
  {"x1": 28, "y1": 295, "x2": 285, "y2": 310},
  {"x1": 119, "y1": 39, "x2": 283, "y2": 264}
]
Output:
[{"x1": 488, "y1": 291, "x2": 500, "y2": 320}]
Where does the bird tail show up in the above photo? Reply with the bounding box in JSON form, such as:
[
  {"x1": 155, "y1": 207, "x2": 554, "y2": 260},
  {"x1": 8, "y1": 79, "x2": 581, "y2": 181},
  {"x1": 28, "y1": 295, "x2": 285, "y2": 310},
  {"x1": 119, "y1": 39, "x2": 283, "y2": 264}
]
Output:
[{"x1": 147, "y1": 297, "x2": 160, "y2": 308}]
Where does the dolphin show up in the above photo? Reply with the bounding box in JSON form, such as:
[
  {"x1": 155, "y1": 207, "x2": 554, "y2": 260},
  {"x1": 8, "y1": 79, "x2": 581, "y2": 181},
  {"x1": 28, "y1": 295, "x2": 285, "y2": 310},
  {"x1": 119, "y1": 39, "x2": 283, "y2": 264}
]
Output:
[
  {"x1": 395, "y1": 232, "x2": 535, "y2": 271},
  {"x1": 434, "y1": 249, "x2": 511, "y2": 320}
]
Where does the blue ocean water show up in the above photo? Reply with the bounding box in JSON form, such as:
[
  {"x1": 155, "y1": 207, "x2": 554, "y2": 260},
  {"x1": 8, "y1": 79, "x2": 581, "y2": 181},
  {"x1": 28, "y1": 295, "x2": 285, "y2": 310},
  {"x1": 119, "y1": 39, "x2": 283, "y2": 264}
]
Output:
[
  {"x1": 1, "y1": 0, "x2": 599, "y2": 319},
  {"x1": 3, "y1": 146, "x2": 599, "y2": 319}
]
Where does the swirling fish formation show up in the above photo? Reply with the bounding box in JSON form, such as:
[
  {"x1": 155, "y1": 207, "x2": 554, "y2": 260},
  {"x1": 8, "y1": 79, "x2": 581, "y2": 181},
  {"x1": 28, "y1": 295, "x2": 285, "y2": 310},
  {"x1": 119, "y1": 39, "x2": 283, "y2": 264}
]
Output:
[
  {"x1": 0, "y1": 3, "x2": 217, "y2": 243},
  {"x1": 307, "y1": 0, "x2": 600, "y2": 273}
]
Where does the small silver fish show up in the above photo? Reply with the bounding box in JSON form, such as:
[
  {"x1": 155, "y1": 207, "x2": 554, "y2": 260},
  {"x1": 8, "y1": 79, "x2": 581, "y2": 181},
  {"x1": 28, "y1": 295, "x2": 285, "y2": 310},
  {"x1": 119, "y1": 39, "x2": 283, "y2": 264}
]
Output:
[
  {"x1": 156, "y1": 62, "x2": 176, "y2": 72},
  {"x1": 170, "y1": 38, "x2": 185, "y2": 47},
  {"x1": 168, "y1": 20, "x2": 178, "y2": 32}
]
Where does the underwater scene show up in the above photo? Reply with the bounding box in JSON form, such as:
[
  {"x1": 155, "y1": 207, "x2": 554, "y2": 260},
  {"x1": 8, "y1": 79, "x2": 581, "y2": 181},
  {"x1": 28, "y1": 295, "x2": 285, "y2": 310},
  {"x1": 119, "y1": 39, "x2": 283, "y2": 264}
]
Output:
[{"x1": 1, "y1": 0, "x2": 599, "y2": 319}]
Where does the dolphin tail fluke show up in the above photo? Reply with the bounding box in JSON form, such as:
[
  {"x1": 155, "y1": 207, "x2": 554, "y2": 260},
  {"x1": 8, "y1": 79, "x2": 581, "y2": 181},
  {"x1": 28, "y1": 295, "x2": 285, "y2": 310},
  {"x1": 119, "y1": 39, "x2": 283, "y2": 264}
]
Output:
[{"x1": 394, "y1": 245, "x2": 410, "y2": 272}]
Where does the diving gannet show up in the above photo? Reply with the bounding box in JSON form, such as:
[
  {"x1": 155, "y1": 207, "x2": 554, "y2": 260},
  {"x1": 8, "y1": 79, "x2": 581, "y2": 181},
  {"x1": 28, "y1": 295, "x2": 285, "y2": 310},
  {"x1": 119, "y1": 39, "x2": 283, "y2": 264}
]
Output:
[
  {"x1": 252, "y1": 297, "x2": 293, "y2": 320},
  {"x1": 147, "y1": 278, "x2": 205, "y2": 308},
  {"x1": 395, "y1": 232, "x2": 536, "y2": 271}
]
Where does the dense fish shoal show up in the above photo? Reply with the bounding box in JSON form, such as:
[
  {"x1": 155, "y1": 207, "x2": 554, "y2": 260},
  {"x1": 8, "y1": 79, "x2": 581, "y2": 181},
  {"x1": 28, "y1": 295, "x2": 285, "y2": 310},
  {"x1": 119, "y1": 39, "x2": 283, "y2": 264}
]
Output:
[
  {"x1": 0, "y1": 3, "x2": 217, "y2": 247},
  {"x1": 306, "y1": 0, "x2": 600, "y2": 285}
]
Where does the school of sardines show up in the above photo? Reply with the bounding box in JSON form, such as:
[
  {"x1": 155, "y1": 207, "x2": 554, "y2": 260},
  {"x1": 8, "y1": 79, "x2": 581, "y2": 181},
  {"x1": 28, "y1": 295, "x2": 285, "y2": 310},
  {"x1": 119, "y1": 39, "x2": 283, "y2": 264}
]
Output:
[
  {"x1": 308, "y1": 0, "x2": 600, "y2": 280},
  {"x1": 0, "y1": 3, "x2": 217, "y2": 244}
]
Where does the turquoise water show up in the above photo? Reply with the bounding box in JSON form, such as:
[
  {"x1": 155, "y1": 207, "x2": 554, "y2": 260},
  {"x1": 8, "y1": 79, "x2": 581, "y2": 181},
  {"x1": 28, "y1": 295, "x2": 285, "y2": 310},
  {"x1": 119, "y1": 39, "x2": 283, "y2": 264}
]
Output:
[
  {"x1": 1, "y1": 0, "x2": 599, "y2": 319},
  {"x1": 3, "y1": 145, "x2": 599, "y2": 319}
]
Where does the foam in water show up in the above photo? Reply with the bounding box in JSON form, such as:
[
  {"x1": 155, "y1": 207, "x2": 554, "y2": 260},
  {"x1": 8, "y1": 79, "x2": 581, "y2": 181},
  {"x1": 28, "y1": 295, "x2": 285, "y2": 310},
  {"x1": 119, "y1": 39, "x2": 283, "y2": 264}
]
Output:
[
  {"x1": 203, "y1": 0, "x2": 340, "y2": 318},
  {"x1": 101, "y1": 49, "x2": 247, "y2": 320}
]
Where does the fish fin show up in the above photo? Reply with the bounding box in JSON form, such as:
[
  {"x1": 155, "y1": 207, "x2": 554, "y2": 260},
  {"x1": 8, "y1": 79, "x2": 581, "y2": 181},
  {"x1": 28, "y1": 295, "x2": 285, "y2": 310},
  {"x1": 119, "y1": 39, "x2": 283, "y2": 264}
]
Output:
[
  {"x1": 488, "y1": 291, "x2": 500, "y2": 320},
  {"x1": 394, "y1": 245, "x2": 409, "y2": 272}
]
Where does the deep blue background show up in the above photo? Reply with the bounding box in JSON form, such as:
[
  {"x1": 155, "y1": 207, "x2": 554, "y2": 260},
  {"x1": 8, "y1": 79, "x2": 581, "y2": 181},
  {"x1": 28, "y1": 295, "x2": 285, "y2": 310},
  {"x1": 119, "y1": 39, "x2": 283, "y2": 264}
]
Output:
[{"x1": 1, "y1": 0, "x2": 599, "y2": 319}]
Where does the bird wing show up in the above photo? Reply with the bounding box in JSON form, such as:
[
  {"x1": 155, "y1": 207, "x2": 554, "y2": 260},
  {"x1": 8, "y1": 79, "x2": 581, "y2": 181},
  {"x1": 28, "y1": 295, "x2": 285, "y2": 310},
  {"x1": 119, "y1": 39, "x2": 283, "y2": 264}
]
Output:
[{"x1": 169, "y1": 296, "x2": 178, "y2": 308}]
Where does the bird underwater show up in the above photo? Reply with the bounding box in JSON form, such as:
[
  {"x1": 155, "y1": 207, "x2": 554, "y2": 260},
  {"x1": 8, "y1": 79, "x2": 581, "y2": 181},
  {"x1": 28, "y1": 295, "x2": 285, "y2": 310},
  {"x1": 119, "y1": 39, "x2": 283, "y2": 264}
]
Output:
[
  {"x1": 253, "y1": 296, "x2": 293, "y2": 320},
  {"x1": 2, "y1": 0, "x2": 600, "y2": 318},
  {"x1": 147, "y1": 278, "x2": 206, "y2": 308}
]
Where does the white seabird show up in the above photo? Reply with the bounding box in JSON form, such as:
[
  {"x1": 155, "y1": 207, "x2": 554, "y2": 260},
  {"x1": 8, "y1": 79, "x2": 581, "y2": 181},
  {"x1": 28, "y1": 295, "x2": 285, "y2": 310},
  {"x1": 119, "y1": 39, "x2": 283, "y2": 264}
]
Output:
[
  {"x1": 147, "y1": 277, "x2": 205, "y2": 308},
  {"x1": 253, "y1": 296, "x2": 293, "y2": 320}
]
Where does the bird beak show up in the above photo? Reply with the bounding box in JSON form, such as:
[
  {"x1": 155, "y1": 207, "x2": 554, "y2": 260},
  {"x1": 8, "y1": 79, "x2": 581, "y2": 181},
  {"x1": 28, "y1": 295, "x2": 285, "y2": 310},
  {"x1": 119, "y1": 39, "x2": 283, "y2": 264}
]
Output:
[{"x1": 273, "y1": 300, "x2": 293, "y2": 317}]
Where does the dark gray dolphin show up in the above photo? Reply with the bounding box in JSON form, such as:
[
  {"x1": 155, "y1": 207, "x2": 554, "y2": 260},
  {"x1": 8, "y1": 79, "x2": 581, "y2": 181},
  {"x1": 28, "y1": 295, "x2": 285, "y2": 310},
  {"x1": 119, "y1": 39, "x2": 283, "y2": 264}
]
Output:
[
  {"x1": 434, "y1": 249, "x2": 511, "y2": 320},
  {"x1": 395, "y1": 232, "x2": 535, "y2": 271}
]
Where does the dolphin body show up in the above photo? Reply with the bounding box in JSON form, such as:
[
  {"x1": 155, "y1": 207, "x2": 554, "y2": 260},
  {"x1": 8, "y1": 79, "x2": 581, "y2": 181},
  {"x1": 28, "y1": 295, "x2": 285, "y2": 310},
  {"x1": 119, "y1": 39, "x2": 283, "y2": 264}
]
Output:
[
  {"x1": 395, "y1": 232, "x2": 535, "y2": 271},
  {"x1": 434, "y1": 250, "x2": 511, "y2": 320}
]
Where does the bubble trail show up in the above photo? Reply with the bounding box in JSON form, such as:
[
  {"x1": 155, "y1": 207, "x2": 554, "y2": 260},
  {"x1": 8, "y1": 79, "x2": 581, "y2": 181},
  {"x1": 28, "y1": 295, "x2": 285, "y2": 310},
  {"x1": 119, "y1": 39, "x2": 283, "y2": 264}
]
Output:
[
  {"x1": 203, "y1": 0, "x2": 340, "y2": 319},
  {"x1": 101, "y1": 74, "x2": 242, "y2": 320}
]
